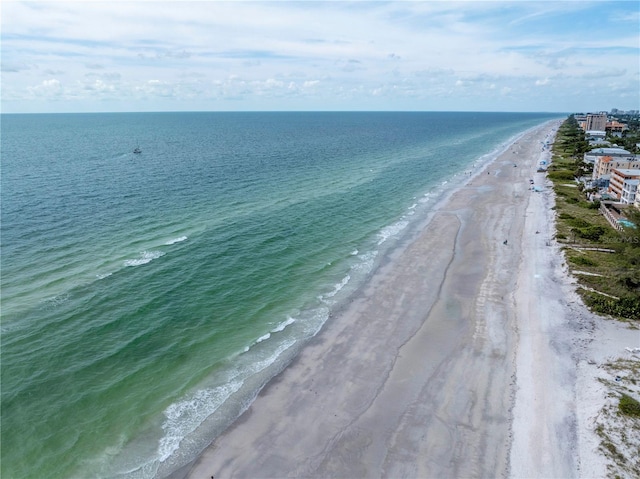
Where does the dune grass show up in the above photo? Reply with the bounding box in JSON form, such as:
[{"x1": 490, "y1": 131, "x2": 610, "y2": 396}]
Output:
[{"x1": 549, "y1": 116, "x2": 640, "y2": 321}]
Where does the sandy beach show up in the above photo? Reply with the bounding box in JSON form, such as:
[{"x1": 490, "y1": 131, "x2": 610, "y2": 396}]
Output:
[{"x1": 181, "y1": 121, "x2": 638, "y2": 479}]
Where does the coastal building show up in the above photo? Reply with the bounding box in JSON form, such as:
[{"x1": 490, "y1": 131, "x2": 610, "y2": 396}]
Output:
[
  {"x1": 608, "y1": 168, "x2": 640, "y2": 202},
  {"x1": 592, "y1": 157, "x2": 640, "y2": 181},
  {"x1": 620, "y1": 179, "x2": 639, "y2": 205},
  {"x1": 585, "y1": 113, "x2": 608, "y2": 132},
  {"x1": 585, "y1": 147, "x2": 633, "y2": 164},
  {"x1": 611, "y1": 109, "x2": 639, "y2": 115},
  {"x1": 606, "y1": 120, "x2": 628, "y2": 137},
  {"x1": 588, "y1": 147, "x2": 636, "y2": 181},
  {"x1": 585, "y1": 130, "x2": 607, "y2": 146},
  {"x1": 593, "y1": 174, "x2": 610, "y2": 189}
]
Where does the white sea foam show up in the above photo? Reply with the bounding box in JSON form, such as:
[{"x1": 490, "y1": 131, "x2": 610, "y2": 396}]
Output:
[
  {"x1": 421, "y1": 191, "x2": 437, "y2": 204},
  {"x1": 248, "y1": 339, "x2": 296, "y2": 375},
  {"x1": 123, "y1": 251, "x2": 165, "y2": 267},
  {"x1": 301, "y1": 308, "x2": 330, "y2": 337},
  {"x1": 356, "y1": 250, "x2": 377, "y2": 268},
  {"x1": 157, "y1": 380, "x2": 244, "y2": 463},
  {"x1": 350, "y1": 249, "x2": 358, "y2": 256},
  {"x1": 241, "y1": 322, "x2": 293, "y2": 355},
  {"x1": 377, "y1": 220, "x2": 409, "y2": 245},
  {"x1": 96, "y1": 272, "x2": 113, "y2": 280},
  {"x1": 271, "y1": 317, "x2": 296, "y2": 333},
  {"x1": 165, "y1": 236, "x2": 188, "y2": 246},
  {"x1": 324, "y1": 274, "x2": 351, "y2": 299}
]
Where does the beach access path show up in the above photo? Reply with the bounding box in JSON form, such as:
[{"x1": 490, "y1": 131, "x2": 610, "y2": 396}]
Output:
[{"x1": 183, "y1": 121, "x2": 632, "y2": 479}]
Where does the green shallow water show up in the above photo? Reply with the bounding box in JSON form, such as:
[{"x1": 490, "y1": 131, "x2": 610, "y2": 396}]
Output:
[{"x1": 1, "y1": 111, "x2": 560, "y2": 478}]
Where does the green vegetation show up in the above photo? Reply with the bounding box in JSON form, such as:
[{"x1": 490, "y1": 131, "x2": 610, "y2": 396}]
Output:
[
  {"x1": 583, "y1": 294, "x2": 640, "y2": 319},
  {"x1": 549, "y1": 115, "x2": 640, "y2": 321},
  {"x1": 548, "y1": 170, "x2": 577, "y2": 181},
  {"x1": 554, "y1": 115, "x2": 590, "y2": 159},
  {"x1": 613, "y1": 114, "x2": 640, "y2": 154},
  {"x1": 619, "y1": 394, "x2": 640, "y2": 418},
  {"x1": 569, "y1": 255, "x2": 598, "y2": 267}
]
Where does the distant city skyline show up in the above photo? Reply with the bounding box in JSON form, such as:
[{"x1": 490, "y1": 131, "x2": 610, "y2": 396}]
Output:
[{"x1": 2, "y1": 1, "x2": 639, "y2": 114}]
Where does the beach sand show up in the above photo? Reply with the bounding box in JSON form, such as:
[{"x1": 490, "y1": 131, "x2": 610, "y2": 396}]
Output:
[{"x1": 181, "y1": 121, "x2": 638, "y2": 479}]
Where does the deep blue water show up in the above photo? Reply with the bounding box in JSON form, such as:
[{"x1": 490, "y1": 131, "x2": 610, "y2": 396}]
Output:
[{"x1": 1, "y1": 111, "x2": 559, "y2": 478}]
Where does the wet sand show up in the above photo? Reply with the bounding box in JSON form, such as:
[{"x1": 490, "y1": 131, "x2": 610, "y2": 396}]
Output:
[{"x1": 182, "y1": 120, "x2": 590, "y2": 478}]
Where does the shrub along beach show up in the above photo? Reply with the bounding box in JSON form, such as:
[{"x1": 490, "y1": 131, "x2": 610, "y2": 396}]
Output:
[
  {"x1": 548, "y1": 115, "x2": 640, "y2": 319},
  {"x1": 182, "y1": 119, "x2": 639, "y2": 479}
]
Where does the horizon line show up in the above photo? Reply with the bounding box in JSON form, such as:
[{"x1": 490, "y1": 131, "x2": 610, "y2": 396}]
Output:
[{"x1": 0, "y1": 109, "x2": 572, "y2": 115}]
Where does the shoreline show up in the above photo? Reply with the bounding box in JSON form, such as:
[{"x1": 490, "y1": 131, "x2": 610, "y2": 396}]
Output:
[{"x1": 178, "y1": 120, "x2": 636, "y2": 478}]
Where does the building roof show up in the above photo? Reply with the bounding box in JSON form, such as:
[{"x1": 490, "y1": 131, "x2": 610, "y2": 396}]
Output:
[
  {"x1": 588, "y1": 147, "x2": 631, "y2": 155},
  {"x1": 612, "y1": 168, "x2": 640, "y2": 176},
  {"x1": 606, "y1": 121, "x2": 627, "y2": 128}
]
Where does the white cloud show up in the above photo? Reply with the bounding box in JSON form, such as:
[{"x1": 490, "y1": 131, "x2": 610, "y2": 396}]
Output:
[
  {"x1": 28, "y1": 78, "x2": 63, "y2": 97},
  {"x1": 1, "y1": 1, "x2": 638, "y2": 112}
]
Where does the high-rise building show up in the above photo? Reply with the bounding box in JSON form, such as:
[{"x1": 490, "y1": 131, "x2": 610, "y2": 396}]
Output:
[
  {"x1": 608, "y1": 168, "x2": 640, "y2": 202},
  {"x1": 585, "y1": 113, "x2": 608, "y2": 131}
]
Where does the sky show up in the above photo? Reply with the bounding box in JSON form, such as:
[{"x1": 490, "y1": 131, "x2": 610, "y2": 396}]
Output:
[{"x1": 1, "y1": 1, "x2": 639, "y2": 113}]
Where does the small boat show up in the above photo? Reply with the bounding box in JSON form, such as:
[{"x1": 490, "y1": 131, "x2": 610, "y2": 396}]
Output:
[{"x1": 133, "y1": 146, "x2": 142, "y2": 154}]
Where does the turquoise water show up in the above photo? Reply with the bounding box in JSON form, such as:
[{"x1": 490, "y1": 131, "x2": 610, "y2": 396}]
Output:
[{"x1": 1, "y1": 112, "x2": 559, "y2": 478}]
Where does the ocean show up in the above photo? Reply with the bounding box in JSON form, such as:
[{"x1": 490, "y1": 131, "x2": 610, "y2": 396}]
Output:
[{"x1": 1, "y1": 111, "x2": 559, "y2": 478}]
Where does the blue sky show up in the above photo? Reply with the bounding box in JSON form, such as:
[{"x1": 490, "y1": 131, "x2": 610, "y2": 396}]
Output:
[{"x1": 2, "y1": 1, "x2": 639, "y2": 113}]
